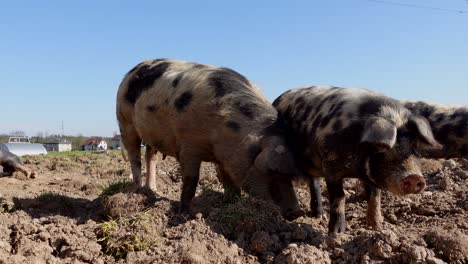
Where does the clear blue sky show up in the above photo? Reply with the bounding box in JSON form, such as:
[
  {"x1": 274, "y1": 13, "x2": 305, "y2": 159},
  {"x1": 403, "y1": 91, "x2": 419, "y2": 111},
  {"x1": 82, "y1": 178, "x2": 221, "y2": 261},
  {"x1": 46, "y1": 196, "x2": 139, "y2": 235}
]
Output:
[{"x1": 1, "y1": 0, "x2": 467, "y2": 137}]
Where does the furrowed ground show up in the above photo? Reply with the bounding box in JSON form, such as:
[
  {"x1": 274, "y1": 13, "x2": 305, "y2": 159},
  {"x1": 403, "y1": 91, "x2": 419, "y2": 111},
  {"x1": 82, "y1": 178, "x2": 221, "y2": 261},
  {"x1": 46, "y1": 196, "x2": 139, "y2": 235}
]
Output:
[{"x1": 0, "y1": 151, "x2": 467, "y2": 263}]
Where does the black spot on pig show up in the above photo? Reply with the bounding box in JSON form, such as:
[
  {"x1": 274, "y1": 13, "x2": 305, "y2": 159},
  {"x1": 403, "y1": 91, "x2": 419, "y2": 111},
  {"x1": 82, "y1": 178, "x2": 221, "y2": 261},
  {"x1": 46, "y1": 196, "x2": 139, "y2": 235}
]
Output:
[
  {"x1": 192, "y1": 63, "x2": 205, "y2": 69},
  {"x1": 146, "y1": 105, "x2": 158, "y2": 112},
  {"x1": 420, "y1": 104, "x2": 436, "y2": 117},
  {"x1": 126, "y1": 61, "x2": 171, "y2": 105},
  {"x1": 311, "y1": 114, "x2": 323, "y2": 132},
  {"x1": 247, "y1": 145, "x2": 262, "y2": 163},
  {"x1": 127, "y1": 62, "x2": 144, "y2": 75},
  {"x1": 272, "y1": 95, "x2": 283, "y2": 107},
  {"x1": 332, "y1": 102, "x2": 344, "y2": 115},
  {"x1": 295, "y1": 96, "x2": 306, "y2": 107},
  {"x1": 434, "y1": 113, "x2": 445, "y2": 123},
  {"x1": 332, "y1": 120, "x2": 343, "y2": 131},
  {"x1": 209, "y1": 68, "x2": 250, "y2": 98},
  {"x1": 273, "y1": 90, "x2": 295, "y2": 108},
  {"x1": 151, "y1": 58, "x2": 167, "y2": 64},
  {"x1": 314, "y1": 99, "x2": 328, "y2": 114},
  {"x1": 226, "y1": 121, "x2": 241, "y2": 132},
  {"x1": 327, "y1": 94, "x2": 338, "y2": 103},
  {"x1": 298, "y1": 105, "x2": 313, "y2": 124},
  {"x1": 323, "y1": 122, "x2": 363, "y2": 153},
  {"x1": 359, "y1": 99, "x2": 382, "y2": 117},
  {"x1": 234, "y1": 101, "x2": 257, "y2": 119},
  {"x1": 172, "y1": 74, "x2": 183, "y2": 88},
  {"x1": 319, "y1": 114, "x2": 333, "y2": 128},
  {"x1": 174, "y1": 91, "x2": 193, "y2": 112},
  {"x1": 320, "y1": 101, "x2": 344, "y2": 129}
]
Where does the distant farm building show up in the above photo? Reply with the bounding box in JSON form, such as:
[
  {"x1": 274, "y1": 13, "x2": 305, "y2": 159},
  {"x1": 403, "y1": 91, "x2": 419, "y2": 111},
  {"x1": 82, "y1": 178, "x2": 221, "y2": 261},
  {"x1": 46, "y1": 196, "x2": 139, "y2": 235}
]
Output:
[
  {"x1": 81, "y1": 137, "x2": 108, "y2": 151},
  {"x1": 0, "y1": 136, "x2": 47, "y2": 156},
  {"x1": 110, "y1": 135, "x2": 122, "y2": 149},
  {"x1": 43, "y1": 139, "x2": 72, "y2": 152}
]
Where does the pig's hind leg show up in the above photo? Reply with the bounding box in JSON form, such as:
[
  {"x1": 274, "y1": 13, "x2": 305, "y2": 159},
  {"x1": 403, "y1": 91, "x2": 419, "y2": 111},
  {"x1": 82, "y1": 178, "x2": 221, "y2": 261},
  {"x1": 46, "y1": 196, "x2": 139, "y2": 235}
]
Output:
[
  {"x1": 121, "y1": 126, "x2": 143, "y2": 187},
  {"x1": 145, "y1": 146, "x2": 158, "y2": 191},
  {"x1": 178, "y1": 147, "x2": 202, "y2": 213}
]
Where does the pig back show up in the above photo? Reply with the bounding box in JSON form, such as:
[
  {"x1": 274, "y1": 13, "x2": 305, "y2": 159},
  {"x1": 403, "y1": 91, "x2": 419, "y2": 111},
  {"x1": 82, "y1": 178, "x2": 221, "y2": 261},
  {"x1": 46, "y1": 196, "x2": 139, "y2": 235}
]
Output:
[{"x1": 116, "y1": 59, "x2": 278, "y2": 161}]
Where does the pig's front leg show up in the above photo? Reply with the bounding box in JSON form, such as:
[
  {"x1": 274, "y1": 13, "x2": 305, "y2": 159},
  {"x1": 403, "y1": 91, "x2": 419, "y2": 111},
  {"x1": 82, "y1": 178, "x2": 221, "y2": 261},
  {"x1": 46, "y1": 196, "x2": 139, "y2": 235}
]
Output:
[
  {"x1": 365, "y1": 184, "x2": 383, "y2": 230},
  {"x1": 309, "y1": 177, "x2": 323, "y2": 217},
  {"x1": 325, "y1": 177, "x2": 346, "y2": 235}
]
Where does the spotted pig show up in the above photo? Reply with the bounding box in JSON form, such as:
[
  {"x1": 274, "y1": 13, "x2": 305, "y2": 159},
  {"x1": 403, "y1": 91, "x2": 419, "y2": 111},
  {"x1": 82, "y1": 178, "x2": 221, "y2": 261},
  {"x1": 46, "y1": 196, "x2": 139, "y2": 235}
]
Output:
[
  {"x1": 116, "y1": 59, "x2": 303, "y2": 220},
  {"x1": 273, "y1": 86, "x2": 441, "y2": 234},
  {"x1": 403, "y1": 101, "x2": 467, "y2": 159},
  {"x1": 0, "y1": 150, "x2": 36, "y2": 178}
]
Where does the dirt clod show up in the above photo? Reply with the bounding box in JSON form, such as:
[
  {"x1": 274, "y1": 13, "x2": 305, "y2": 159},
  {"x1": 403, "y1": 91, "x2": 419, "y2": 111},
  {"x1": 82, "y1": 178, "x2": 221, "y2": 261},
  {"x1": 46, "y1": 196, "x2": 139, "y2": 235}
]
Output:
[
  {"x1": 100, "y1": 185, "x2": 156, "y2": 219},
  {"x1": 275, "y1": 243, "x2": 331, "y2": 264},
  {"x1": 250, "y1": 231, "x2": 272, "y2": 254},
  {"x1": 424, "y1": 228, "x2": 468, "y2": 263}
]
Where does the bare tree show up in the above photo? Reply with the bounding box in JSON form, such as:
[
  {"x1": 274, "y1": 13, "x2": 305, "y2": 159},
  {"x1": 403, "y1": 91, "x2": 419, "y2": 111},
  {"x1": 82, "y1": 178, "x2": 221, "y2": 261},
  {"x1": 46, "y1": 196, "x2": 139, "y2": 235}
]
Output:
[
  {"x1": 36, "y1": 132, "x2": 44, "y2": 139},
  {"x1": 10, "y1": 130, "x2": 26, "y2": 137}
]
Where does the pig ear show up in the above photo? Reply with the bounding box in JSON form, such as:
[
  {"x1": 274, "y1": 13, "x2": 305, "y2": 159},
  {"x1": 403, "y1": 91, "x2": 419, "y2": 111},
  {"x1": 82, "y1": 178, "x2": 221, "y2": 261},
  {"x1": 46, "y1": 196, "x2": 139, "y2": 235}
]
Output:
[
  {"x1": 360, "y1": 117, "x2": 397, "y2": 151},
  {"x1": 254, "y1": 144, "x2": 298, "y2": 177},
  {"x1": 408, "y1": 115, "x2": 442, "y2": 149}
]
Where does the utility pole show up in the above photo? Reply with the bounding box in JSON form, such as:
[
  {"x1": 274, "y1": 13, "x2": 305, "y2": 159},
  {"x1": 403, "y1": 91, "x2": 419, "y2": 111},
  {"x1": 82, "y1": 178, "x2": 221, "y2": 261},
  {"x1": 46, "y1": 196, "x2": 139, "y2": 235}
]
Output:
[{"x1": 61, "y1": 120, "x2": 64, "y2": 137}]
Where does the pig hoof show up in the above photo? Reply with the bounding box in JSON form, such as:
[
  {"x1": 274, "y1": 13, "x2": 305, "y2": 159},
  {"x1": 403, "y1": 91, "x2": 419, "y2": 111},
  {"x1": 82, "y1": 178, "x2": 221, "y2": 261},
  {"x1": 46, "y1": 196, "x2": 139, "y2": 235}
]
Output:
[
  {"x1": 132, "y1": 180, "x2": 144, "y2": 188},
  {"x1": 308, "y1": 208, "x2": 324, "y2": 218},
  {"x1": 367, "y1": 220, "x2": 383, "y2": 230},
  {"x1": 366, "y1": 211, "x2": 383, "y2": 230},
  {"x1": 330, "y1": 222, "x2": 346, "y2": 235},
  {"x1": 284, "y1": 209, "x2": 305, "y2": 221},
  {"x1": 337, "y1": 225, "x2": 346, "y2": 233},
  {"x1": 178, "y1": 203, "x2": 191, "y2": 214},
  {"x1": 328, "y1": 229, "x2": 345, "y2": 237}
]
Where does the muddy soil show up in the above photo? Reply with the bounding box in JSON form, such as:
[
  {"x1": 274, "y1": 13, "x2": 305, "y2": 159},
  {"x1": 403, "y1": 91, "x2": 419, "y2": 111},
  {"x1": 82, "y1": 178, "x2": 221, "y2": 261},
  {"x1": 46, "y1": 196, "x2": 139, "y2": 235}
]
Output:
[{"x1": 0, "y1": 151, "x2": 467, "y2": 263}]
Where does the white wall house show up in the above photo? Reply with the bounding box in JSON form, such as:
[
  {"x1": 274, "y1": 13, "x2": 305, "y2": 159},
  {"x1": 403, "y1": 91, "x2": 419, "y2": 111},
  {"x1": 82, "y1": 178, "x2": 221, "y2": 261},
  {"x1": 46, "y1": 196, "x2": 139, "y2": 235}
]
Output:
[
  {"x1": 43, "y1": 139, "x2": 72, "y2": 152},
  {"x1": 82, "y1": 137, "x2": 108, "y2": 151}
]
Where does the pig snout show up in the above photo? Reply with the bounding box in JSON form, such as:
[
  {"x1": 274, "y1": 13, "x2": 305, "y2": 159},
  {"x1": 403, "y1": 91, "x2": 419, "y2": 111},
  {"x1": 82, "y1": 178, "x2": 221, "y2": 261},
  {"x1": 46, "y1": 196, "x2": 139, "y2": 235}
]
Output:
[{"x1": 400, "y1": 174, "x2": 426, "y2": 194}]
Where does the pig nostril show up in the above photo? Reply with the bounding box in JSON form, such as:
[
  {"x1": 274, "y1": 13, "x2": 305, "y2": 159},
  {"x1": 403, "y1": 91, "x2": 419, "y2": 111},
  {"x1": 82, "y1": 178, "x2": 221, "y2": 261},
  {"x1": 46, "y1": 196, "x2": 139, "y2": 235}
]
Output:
[
  {"x1": 403, "y1": 181, "x2": 410, "y2": 191},
  {"x1": 415, "y1": 183, "x2": 421, "y2": 191},
  {"x1": 416, "y1": 182, "x2": 424, "y2": 191}
]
